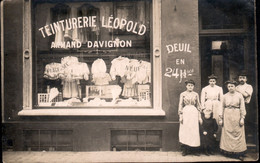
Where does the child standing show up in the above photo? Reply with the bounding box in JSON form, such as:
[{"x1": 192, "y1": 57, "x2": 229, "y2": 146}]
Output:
[
  {"x1": 178, "y1": 79, "x2": 202, "y2": 156},
  {"x1": 200, "y1": 109, "x2": 218, "y2": 155}
]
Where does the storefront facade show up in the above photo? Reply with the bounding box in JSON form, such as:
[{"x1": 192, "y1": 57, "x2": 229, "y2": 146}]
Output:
[{"x1": 2, "y1": 0, "x2": 257, "y2": 151}]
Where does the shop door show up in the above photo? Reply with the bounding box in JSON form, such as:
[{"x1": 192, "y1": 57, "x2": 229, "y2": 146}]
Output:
[{"x1": 200, "y1": 36, "x2": 245, "y2": 91}]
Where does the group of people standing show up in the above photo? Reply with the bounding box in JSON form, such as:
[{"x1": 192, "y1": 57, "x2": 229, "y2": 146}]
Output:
[{"x1": 178, "y1": 71, "x2": 253, "y2": 161}]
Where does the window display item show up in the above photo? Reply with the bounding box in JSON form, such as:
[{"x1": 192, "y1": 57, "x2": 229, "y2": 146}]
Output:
[
  {"x1": 116, "y1": 98, "x2": 138, "y2": 106},
  {"x1": 92, "y1": 73, "x2": 111, "y2": 85},
  {"x1": 91, "y1": 58, "x2": 111, "y2": 85},
  {"x1": 137, "y1": 84, "x2": 150, "y2": 101},
  {"x1": 91, "y1": 58, "x2": 107, "y2": 74},
  {"x1": 61, "y1": 57, "x2": 80, "y2": 98},
  {"x1": 43, "y1": 56, "x2": 89, "y2": 99},
  {"x1": 110, "y1": 57, "x2": 151, "y2": 84},
  {"x1": 61, "y1": 62, "x2": 90, "y2": 80},
  {"x1": 61, "y1": 56, "x2": 79, "y2": 66},
  {"x1": 87, "y1": 98, "x2": 106, "y2": 106},
  {"x1": 110, "y1": 56, "x2": 130, "y2": 80},
  {"x1": 78, "y1": 4, "x2": 101, "y2": 44},
  {"x1": 125, "y1": 59, "x2": 139, "y2": 82},
  {"x1": 62, "y1": 79, "x2": 80, "y2": 98},
  {"x1": 137, "y1": 99, "x2": 151, "y2": 106},
  {"x1": 120, "y1": 59, "x2": 140, "y2": 98},
  {"x1": 43, "y1": 62, "x2": 62, "y2": 80},
  {"x1": 136, "y1": 60, "x2": 151, "y2": 84},
  {"x1": 37, "y1": 87, "x2": 62, "y2": 106},
  {"x1": 60, "y1": 56, "x2": 89, "y2": 98},
  {"x1": 47, "y1": 85, "x2": 50, "y2": 93},
  {"x1": 64, "y1": 6, "x2": 80, "y2": 42},
  {"x1": 111, "y1": 85, "x2": 122, "y2": 102},
  {"x1": 64, "y1": 97, "x2": 82, "y2": 106},
  {"x1": 52, "y1": 4, "x2": 70, "y2": 45},
  {"x1": 86, "y1": 85, "x2": 122, "y2": 100},
  {"x1": 49, "y1": 87, "x2": 60, "y2": 102},
  {"x1": 121, "y1": 76, "x2": 138, "y2": 98}
]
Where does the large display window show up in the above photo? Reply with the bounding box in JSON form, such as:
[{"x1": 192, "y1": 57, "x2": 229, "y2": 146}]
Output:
[{"x1": 19, "y1": 0, "x2": 163, "y2": 115}]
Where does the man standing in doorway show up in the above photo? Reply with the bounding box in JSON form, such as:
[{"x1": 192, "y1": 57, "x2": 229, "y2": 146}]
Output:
[{"x1": 236, "y1": 70, "x2": 253, "y2": 140}]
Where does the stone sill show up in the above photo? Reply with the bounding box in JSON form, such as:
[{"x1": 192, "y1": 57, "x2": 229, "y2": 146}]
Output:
[{"x1": 18, "y1": 109, "x2": 165, "y2": 116}]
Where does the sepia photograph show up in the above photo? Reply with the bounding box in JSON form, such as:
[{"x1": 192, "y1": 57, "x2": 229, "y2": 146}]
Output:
[{"x1": 1, "y1": 0, "x2": 258, "y2": 162}]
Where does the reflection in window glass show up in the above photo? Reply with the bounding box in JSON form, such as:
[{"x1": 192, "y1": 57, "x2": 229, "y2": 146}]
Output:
[{"x1": 33, "y1": 0, "x2": 152, "y2": 108}]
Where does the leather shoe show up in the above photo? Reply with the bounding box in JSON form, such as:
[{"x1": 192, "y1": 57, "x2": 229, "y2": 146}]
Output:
[
  {"x1": 208, "y1": 150, "x2": 214, "y2": 155},
  {"x1": 238, "y1": 156, "x2": 244, "y2": 161},
  {"x1": 182, "y1": 151, "x2": 187, "y2": 156},
  {"x1": 194, "y1": 152, "x2": 200, "y2": 156}
]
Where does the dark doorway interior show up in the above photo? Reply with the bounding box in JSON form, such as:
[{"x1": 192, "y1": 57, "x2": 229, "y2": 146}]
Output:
[{"x1": 200, "y1": 36, "x2": 245, "y2": 92}]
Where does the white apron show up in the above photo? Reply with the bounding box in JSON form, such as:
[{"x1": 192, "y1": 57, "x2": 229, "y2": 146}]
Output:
[{"x1": 179, "y1": 105, "x2": 200, "y2": 147}]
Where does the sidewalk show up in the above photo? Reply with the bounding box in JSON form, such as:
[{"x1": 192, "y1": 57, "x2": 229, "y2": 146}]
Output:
[{"x1": 2, "y1": 151, "x2": 259, "y2": 162}]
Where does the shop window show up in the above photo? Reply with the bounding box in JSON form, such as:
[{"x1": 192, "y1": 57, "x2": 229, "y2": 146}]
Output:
[
  {"x1": 23, "y1": 129, "x2": 73, "y2": 151},
  {"x1": 111, "y1": 129, "x2": 162, "y2": 151},
  {"x1": 19, "y1": 0, "x2": 163, "y2": 116},
  {"x1": 35, "y1": 0, "x2": 152, "y2": 108}
]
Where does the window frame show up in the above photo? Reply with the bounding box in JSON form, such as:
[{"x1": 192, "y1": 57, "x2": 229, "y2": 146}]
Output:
[{"x1": 19, "y1": 0, "x2": 164, "y2": 116}]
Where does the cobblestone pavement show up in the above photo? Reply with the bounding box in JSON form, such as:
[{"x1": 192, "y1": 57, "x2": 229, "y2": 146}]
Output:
[{"x1": 2, "y1": 151, "x2": 259, "y2": 162}]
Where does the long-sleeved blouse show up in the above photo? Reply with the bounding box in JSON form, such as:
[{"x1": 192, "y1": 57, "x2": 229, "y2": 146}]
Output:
[
  {"x1": 201, "y1": 85, "x2": 223, "y2": 107},
  {"x1": 220, "y1": 91, "x2": 246, "y2": 119},
  {"x1": 178, "y1": 91, "x2": 202, "y2": 115}
]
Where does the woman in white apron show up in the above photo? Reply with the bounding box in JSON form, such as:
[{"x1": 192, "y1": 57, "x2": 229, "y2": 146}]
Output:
[{"x1": 178, "y1": 79, "x2": 202, "y2": 156}]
